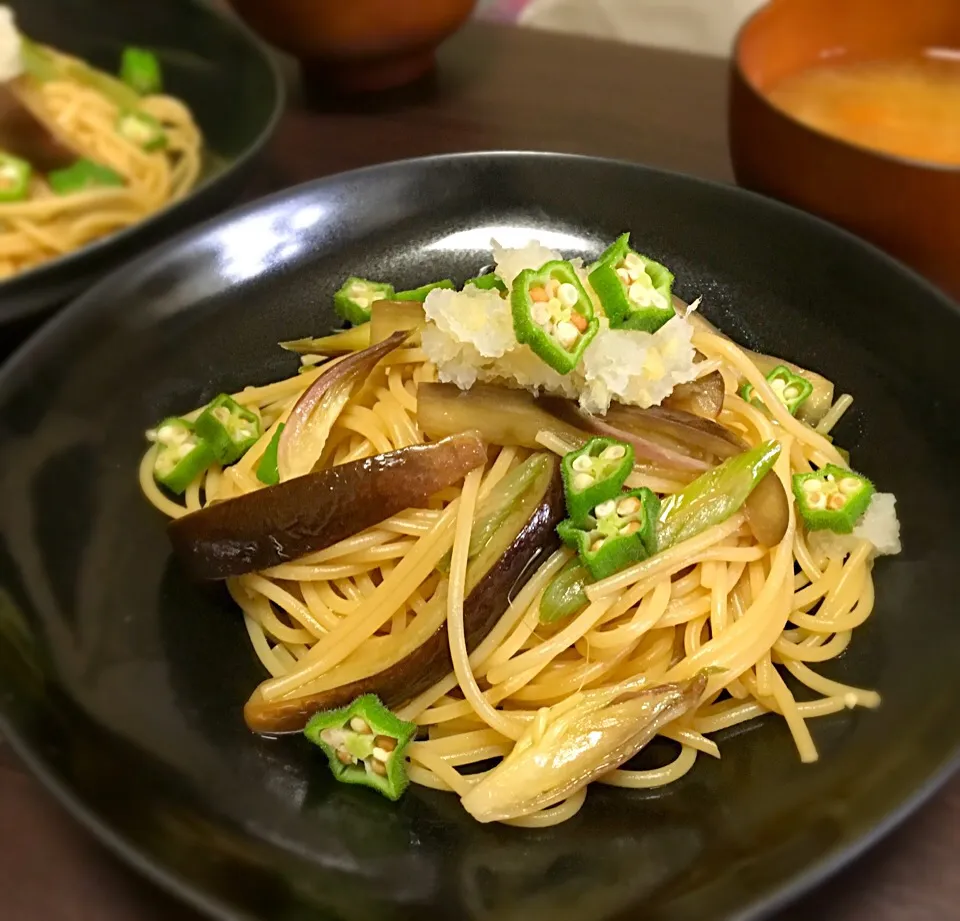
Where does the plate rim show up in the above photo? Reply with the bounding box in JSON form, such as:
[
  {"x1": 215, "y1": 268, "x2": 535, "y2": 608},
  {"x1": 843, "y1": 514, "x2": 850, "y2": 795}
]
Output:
[
  {"x1": 1, "y1": 149, "x2": 958, "y2": 921},
  {"x1": 7, "y1": 148, "x2": 958, "y2": 337}
]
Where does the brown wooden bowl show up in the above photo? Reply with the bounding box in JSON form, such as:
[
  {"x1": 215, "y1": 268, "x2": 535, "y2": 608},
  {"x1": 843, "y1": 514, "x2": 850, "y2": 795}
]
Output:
[
  {"x1": 730, "y1": 0, "x2": 960, "y2": 300},
  {"x1": 228, "y1": 0, "x2": 477, "y2": 93}
]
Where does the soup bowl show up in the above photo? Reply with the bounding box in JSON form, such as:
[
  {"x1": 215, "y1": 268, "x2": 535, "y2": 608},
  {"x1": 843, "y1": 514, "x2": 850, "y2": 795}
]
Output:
[
  {"x1": 227, "y1": 0, "x2": 478, "y2": 93},
  {"x1": 729, "y1": 0, "x2": 960, "y2": 300}
]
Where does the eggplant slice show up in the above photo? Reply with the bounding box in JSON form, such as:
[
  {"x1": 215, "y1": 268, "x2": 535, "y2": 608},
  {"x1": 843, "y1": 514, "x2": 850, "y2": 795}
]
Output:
[
  {"x1": 244, "y1": 455, "x2": 565, "y2": 733},
  {"x1": 0, "y1": 81, "x2": 77, "y2": 171},
  {"x1": 419, "y1": 381, "x2": 744, "y2": 473},
  {"x1": 168, "y1": 432, "x2": 487, "y2": 580}
]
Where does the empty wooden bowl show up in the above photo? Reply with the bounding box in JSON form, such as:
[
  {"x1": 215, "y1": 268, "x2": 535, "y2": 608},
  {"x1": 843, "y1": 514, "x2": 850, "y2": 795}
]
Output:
[
  {"x1": 730, "y1": 0, "x2": 960, "y2": 299},
  {"x1": 228, "y1": 0, "x2": 478, "y2": 94}
]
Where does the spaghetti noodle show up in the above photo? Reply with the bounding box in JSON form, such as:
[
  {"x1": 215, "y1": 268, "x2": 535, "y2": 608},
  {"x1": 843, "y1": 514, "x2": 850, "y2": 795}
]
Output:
[{"x1": 139, "y1": 247, "x2": 898, "y2": 826}]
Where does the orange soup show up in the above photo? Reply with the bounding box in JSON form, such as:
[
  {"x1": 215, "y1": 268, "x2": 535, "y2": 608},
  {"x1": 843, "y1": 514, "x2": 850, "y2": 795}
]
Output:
[{"x1": 768, "y1": 51, "x2": 960, "y2": 165}]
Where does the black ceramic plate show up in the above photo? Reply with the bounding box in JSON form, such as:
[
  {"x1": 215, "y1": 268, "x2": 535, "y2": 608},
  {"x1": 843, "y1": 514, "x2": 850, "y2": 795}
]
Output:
[
  {"x1": 0, "y1": 0, "x2": 283, "y2": 321},
  {"x1": 0, "y1": 152, "x2": 958, "y2": 921}
]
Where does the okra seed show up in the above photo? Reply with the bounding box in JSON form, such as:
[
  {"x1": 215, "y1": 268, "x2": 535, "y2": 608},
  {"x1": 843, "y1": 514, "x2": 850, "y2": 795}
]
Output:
[
  {"x1": 375, "y1": 735, "x2": 397, "y2": 752},
  {"x1": 827, "y1": 493, "x2": 846, "y2": 510},
  {"x1": 555, "y1": 321, "x2": 579, "y2": 348},
  {"x1": 372, "y1": 747, "x2": 392, "y2": 763},
  {"x1": 594, "y1": 499, "x2": 617, "y2": 518},
  {"x1": 353, "y1": 296, "x2": 370, "y2": 309},
  {"x1": 572, "y1": 455, "x2": 593, "y2": 473},
  {"x1": 558, "y1": 283, "x2": 580, "y2": 308},
  {"x1": 590, "y1": 538, "x2": 605, "y2": 552},
  {"x1": 616, "y1": 268, "x2": 630, "y2": 285},
  {"x1": 371, "y1": 759, "x2": 388, "y2": 776},
  {"x1": 336, "y1": 749, "x2": 353, "y2": 765},
  {"x1": 627, "y1": 281, "x2": 646, "y2": 302},
  {"x1": 570, "y1": 312, "x2": 588, "y2": 333},
  {"x1": 783, "y1": 386, "x2": 800, "y2": 401},
  {"x1": 623, "y1": 253, "x2": 642, "y2": 271},
  {"x1": 599, "y1": 444, "x2": 626, "y2": 461},
  {"x1": 839, "y1": 478, "x2": 862, "y2": 495},
  {"x1": 617, "y1": 496, "x2": 641, "y2": 516},
  {"x1": 801, "y1": 479, "x2": 821, "y2": 494},
  {"x1": 531, "y1": 302, "x2": 551, "y2": 326},
  {"x1": 807, "y1": 491, "x2": 826, "y2": 510},
  {"x1": 573, "y1": 472, "x2": 595, "y2": 491},
  {"x1": 621, "y1": 520, "x2": 641, "y2": 536},
  {"x1": 350, "y1": 717, "x2": 370, "y2": 734},
  {"x1": 176, "y1": 442, "x2": 194, "y2": 460},
  {"x1": 770, "y1": 378, "x2": 787, "y2": 394},
  {"x1": 529, "y1": 286, "x2": 549, "y2": 303},
  {"x1": 547, "y1": 296, "x2": 562, "y2": 313}
]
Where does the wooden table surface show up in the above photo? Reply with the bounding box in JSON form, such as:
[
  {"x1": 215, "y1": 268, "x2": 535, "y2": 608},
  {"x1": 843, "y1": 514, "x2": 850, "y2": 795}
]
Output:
[{"x1": 3, "y1": 19, "x2": 960, "y2": 921}]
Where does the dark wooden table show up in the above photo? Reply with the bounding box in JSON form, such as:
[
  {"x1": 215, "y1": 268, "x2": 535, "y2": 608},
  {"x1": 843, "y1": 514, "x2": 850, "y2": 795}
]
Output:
[{"x1": 2, "y1": 19, "x2": 959, "y2": 921}]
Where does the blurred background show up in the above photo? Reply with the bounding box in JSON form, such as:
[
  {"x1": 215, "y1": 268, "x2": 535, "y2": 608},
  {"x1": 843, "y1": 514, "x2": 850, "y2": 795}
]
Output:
[{"x1": 477, "y1": 0, "x2": 766, "y2": 55}]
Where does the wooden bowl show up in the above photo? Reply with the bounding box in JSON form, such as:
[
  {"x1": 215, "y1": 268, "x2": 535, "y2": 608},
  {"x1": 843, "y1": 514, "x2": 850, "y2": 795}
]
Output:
[
  {"x1": 228, "y1": 0, "x2": 477, "y2": 93},
  {"x1": 730, "y1": 0, "x2": 960, "y2": 299}
]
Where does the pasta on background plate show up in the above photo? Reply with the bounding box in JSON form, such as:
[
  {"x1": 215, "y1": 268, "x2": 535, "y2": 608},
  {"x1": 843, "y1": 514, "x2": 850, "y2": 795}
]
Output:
[
  {"x1": 0, "y1": 6, "x2": 201, "y2": 278},
  {"x1": 141, "y1": 233, "x2": 900, "y2": 827}
]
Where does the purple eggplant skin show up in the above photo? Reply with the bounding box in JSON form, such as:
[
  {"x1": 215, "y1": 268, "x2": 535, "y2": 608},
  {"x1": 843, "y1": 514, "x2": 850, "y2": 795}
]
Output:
[
  {"x1": 0, "y1": 84, "x2": 78, "y2": 171},
  {"x1": 277, "y1": 330, "x2": 408, "y2": 480},
  {"x1": 744, "y1": 470, "x2": 790, "y2": 547},
  {"x1": 243, "y1": 458, "x2": 565, "y2": 734},
  {"x1": 663, "y1": 371, "x2": 725, "y2": 419},
  {"x1": 168, "y1": 432, "x2": 487, "y2": 581}
]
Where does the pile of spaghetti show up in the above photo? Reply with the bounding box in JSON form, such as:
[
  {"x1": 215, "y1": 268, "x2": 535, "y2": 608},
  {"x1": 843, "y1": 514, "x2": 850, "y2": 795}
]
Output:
[
  {"x1": 140, "y1": 238, "x2": 900, "y2": 827},
  {"x1": 0, "y1": 7, "x2": 201, "y2": 278}
]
